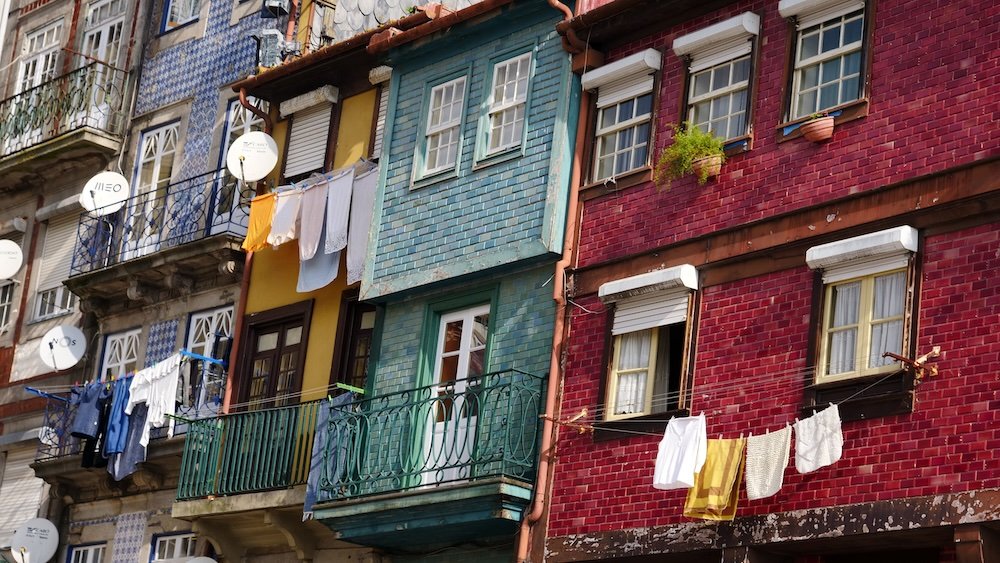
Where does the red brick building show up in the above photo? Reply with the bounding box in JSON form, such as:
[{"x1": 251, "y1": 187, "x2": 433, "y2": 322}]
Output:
[{"x1": 539, "y1": 0, "x2": 999, "y2": 561}]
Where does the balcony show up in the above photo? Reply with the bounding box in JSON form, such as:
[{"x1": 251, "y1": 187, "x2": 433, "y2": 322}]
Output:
[
  {"x1": 65, "y1": 169, "x2": 250, "y2": 311},
  {"x1": 0, "y1": 62, "x2": 129, "y2": 190},
  {"x1": 313, "y1": 369, "x2": 544, "y2": 550}
]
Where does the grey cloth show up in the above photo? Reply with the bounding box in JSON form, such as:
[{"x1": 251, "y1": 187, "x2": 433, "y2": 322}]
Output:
[
  {"x1": 109, "y1": 402, "x2": 148, "y2": 481},
  {"x1": 347, "y1": 169, "x2": 378, "y2": 285},
  {"x1": 303, "y1": 392, "x2": 355, "y2": 519},
  {"x1": 297, "y1": 213, "x2": 341, "y2": 293}
]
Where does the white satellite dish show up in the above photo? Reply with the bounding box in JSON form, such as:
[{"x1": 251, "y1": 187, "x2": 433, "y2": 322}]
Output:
[
  {"x1": 39, "y1": 326, "x2": 87, "y2": 371},
  {"x1": 0, "y1": 239, "x2": 23, "y2": 280},
  {"x1": 80, "y1": 171, "x2": 130, "y2": 216},
  {"x1": 226, "y1": 131, "x2": 278, "y2": 182},
  {"x1": 10, "y1": 518, "x2": 58, "y2": 563}
]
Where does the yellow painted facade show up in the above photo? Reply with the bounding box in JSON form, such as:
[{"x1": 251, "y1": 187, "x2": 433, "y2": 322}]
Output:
[{"x1": 243, "y1": 89, "x2": 377, "y2": 402}]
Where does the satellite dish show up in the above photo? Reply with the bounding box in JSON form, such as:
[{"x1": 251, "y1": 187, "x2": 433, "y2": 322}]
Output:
[
  {"x1": 38, "y1": 326, "x2": 87, "y2": 371},
  {"x1": 226, "y1": 131, "x2": 278, "y2": 182},
  {"x1": 0, "y1": 239, "x2": 23, "y2": 280},
  {"x1": 10, "y1": 518, "x2": 58, "y2": 563},
  {"x1": 80, "y1": 172, "x2": 130, "y2": 216}
]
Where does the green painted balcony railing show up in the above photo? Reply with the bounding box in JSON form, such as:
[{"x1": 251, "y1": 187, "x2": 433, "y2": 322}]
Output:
[
  {"x1": 0, "y1": 61, "x2": 128, "y2": 157},
  {"x1": 316, "y1": 369, "x2": 545, "y2": 502},
  {"x1": 177, "y1": 400, "x2": 322, "y2": 500}
]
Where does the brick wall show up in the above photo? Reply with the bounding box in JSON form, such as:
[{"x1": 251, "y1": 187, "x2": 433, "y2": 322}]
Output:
[
  {"x1": 577, "y1": 0, "x2": 999, "y2": 268},
  {"x1": 548, "y1": 222, "x2": 1000, "y2": 536},
  {"x1": 369, "y1": 6, "x2": 571, "y2": 293}
]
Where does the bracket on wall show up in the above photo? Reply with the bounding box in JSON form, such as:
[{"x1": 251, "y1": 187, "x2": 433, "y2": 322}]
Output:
[
  {"x1": 541, "y1": 408, "x2": 593, "y2": 435},
  {"x1": 883, "y1": 345, "x2": 942, "y2": 381}
]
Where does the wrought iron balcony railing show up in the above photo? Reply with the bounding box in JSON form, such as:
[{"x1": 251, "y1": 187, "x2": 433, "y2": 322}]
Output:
[
  {"x1": 0, "y1": 62, "x2": 128, "y2": 157},
  {"x1": 317, "y1": 369, "x2": 544, "y2": 501},
  {"x1": 175, "y1": 369, "x2": 544, "y2": 502},
  {"x1": 177, "y1": 400, "x2": 322, "y2": 500},
  {"x1": 71, "y1": 169, "x2": 252, "y2": 275}
]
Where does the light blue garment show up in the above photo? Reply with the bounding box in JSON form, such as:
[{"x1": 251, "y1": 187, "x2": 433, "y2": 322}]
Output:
[{"x1": 297, "y1": 215, "x2": 341, "y2": 293}]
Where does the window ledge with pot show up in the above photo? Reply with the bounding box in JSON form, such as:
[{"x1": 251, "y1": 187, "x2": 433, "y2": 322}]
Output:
[{"x1": 777, "y1": 98, "x2": 869, "y2": 143}]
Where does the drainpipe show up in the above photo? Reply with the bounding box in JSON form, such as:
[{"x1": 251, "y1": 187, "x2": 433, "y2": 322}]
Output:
[
  {"x1": 285, "y1": 0, "x2": 298, "y2": 43},
  {"x1": 239, "y1": 87, "x2": 273, "y2": 134},
  {"x1": 546, "y1": 0, "x2": 586, "y2": 54},
  {"x1": 515, "y1": 3, "x2": 590, "y2": 555}
]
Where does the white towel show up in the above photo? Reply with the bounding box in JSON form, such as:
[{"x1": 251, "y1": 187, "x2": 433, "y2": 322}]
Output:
[
  {"x1": 652, "y1": 413, "x2": 707, "y2": 490},
  {"x1": 324, "y1": 169, "x2": 354, "y2": 254},
  {"x1": 298, "y1": 179, "x2": 330, "y2": 260},
  {"x1": 794, "y1": 404, "x2": 843, "y2": 474},
  {"x1": 745, "y1": 425, "x2": 791, "y2": 500},
  {"x1": 347, "y1": 169, "x2": 378, "y2": 285},
  {"x1": 267, "y1": 189, "x2": 302, "y2": 248},
  {"x1": 124, "y1": 353, "x2": 181, "y2": 447}
]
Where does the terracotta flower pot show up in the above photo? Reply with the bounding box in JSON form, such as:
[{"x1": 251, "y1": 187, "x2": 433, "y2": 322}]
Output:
[
  {"x1": 800, "y1": 115, "x2": 835, "y2": 142},
  {"x1": 691, "y1": 155, "x2": 723, "y2": 183}
]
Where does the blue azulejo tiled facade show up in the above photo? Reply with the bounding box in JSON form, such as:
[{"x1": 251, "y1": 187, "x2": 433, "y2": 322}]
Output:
[{"x1": 134, "y1": 0, "x2": 259, "y2": 179}]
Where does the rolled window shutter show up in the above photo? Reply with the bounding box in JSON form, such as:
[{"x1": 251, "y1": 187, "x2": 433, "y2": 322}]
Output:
[
  {"x1": 284, "y1": 102, "x2": 332, "y2": 177},
  {"x1": 36, "y1": 214, "x2": 78, "y2": 290},
  {"x1": 612, "y1": 292, "x2": 690, "y2": 335},
  {"x1": 596, "y1": 75, "x2": 655, "y2": 109}
]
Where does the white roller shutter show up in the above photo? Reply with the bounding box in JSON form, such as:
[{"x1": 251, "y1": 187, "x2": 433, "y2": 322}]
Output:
[
  {"x1": 284, "y1": 102, "x2": 332, "y2": 177},
  {"x1": 612, "y1": 292, "x2": 690, "y2": 335},
  {"x1": 0, "y1": 445, "x2": 45, "y2": 547},
  {"x1": 36, "y1": 214, "x2": 78, "y2": 290}
]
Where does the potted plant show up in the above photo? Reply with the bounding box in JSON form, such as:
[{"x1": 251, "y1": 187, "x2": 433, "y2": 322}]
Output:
[
  {"x1": 799, "y1": 112, "x2": 835, "y2": 142},
  {"x1": 653, "y1": 123, "x2": 726, "y2": 189}
]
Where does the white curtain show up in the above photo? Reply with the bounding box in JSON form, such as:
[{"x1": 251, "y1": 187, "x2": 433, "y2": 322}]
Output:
[
  {"x1": 869, "y1": 271, "x2": 906, "y2": 368},
  {"x1": 614, "y1": 330, "x2": 651, "y2": 414},
  {"x1": 827, "y1": 281, "x2": 860, "y2": 375}
]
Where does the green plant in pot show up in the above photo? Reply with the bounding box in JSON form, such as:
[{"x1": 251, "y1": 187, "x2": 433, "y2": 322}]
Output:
[{"x1": 653, "y1": 122, "x2": 726, "y2": 189}]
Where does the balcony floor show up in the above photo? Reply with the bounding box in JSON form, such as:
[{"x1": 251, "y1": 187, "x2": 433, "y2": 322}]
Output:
[
  {"x1": 0, "y1": 127, "x2": 121, "y2": 193},
  {"x1": 312, "y1": 476, "x2": 533, "y2": 552}
]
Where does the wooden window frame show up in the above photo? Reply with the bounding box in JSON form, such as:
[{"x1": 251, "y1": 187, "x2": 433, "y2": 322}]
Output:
[{"x1": 233, "y1": 300, "x2": 313, "y2": 410}]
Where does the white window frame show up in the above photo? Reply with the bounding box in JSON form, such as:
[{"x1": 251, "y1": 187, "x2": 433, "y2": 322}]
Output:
[
  {"x1": 582, "y1": 49, "x2": 661, "y2": 182},
  {"x1": 186, "y1": 305, "x2": 234, "y2": 358},
  {"x1": 807, "y1": 225, "x2": 917, "y2": 383},
  {"x1": 423, "y1": 76, "x2": 467, "y2": 176},
  {"x1": 34, "y1": 286, "x2": 76, "y2": 321},
  {"x1": 673, "y1": 12, "x2": 760, "y2": 141},
  {"x1": 485, "y1": 52, "x2": 531, "y2": 155},
  {"x1": 69, "y1": 543, "x2": 106, "y2": 563},
  {"x1": 100, "y1": 328, "x2": 141, "y2": 380},
  {"x1": 163, "y1": 0, "x2": 200, "y2": 31},
  {"x1": 16, "y1": 20, "x2": 63, "y2": 94},
  {"x1": 780, "y1": 0, "x2": 867, "y2": 119},
  {"x1": 0, "y1": 281, "x2": 15, "y2": 332},
  {"x1": 81, "y1": 0, "x2": 126, "y2": 66},
  {"x1": 599, "y1": 265, "x2": 698, "y2": 421},
  {"x1": 152, "y1": 532, "x2": 197, "y2": 562}
]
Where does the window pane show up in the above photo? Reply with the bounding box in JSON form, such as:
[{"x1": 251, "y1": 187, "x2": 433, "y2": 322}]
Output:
[
  {"x1": 830, "y1": 282, "x2": 860, "y2": 327},
  {"x1": 844, "y1": 17, "x2": 863, "y2": 44},
  {"x1": 844, "y1": 51, "x2": 862, "y2": 76},
  {"x1": 872, "y1": 271, "x2": 906, "y2": 318},
  {"x1": 614, "y1": 373, "x2": 645, "y2": 415},
  {"x1": 617, "y1": 330, "x2": 651, "y2": 371},
  {"x1": 827, "y1": 327, "x2": 857, "y2": 375},
  {"x1": 693, "y1": 72, "x2": 711, "y2": 97},
  {"x1": 635, "y1": 93, "x2": 653, "y2": 116},
  {"x1": 257, "y1": 332, "x2": 278, "y2": 352},
  {"x1": 801, "y1": 65, "x2": 819, "y2": 89},
  {"x1": 821, "y1": 57, "x2": 841, "y2": 84},
  {"x1": 821, "y1": 25, "x2": 841, "y2": 53},
  {"x1": 284, "y1": 325, "x2": 302, "y2": 346},
  {"x1": 801, "y1": 33, "x2": 819, "y2": 60},
  {"x1": 819, "y1": 83, "x2": 839, "y2": 111},
  {"x1": 732, "y1": 57, "x2": 750, "y2": 83},
  {"x1": 869, "y1": 320, "x2": 902, "y2": 368},
  {"x1": 618, "y1": 98, "x2": 634, "y2": 121},
  {"x1": 712, "y1": 64, "x2": 730, "y2": 89}
]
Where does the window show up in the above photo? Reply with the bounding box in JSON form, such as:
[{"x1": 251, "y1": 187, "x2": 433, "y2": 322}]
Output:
[
  {"x1": 81, "y1": 0, "x2": 126, "y2": 66},
  {"x1": 333, "y1": 291, "x2": 376, "y2": 392},
  {"x1": 0, "y1": 282, "x2": 14, "y2": 331},
  {"x1": 424, "y1": 76, "x2": 466, "y2": 174},
  {"x1": 33, "y1": 214, "x2": 79, "y2": 321},
  {"x1": 673, "y1": 12, "x2": 760, "y2": 141},
  {"x1": 581, "y1": 49, "x2": 661, "y2": 182},
  {"x1": 238, "y1": 301, "x2": 312, "y2": 410},
  {"x1": 69, "y1": 543, "x2": 106, "y2": 563},
  {"x1": 486, "y1": 53, "x2": 531, "y2": 155},
  {"x1": 17, "y1": 20, "x2": 63, "y2": 93},
  {"x1": 163, "y1": 0, "x2": 200, "y2": 30},
  {"x1": 187, "y1": 306, "x2": 234, "y2": 359},
  {"x1": 215, "y1": 97, "x2": 267, "y2": 232},
  {"x1": 100, "y1": 328, "x2": 141, "y2": 380},
  {"x1": 598, "y1": 265, "x2": 697, "y2": 421},
  {"x1": 780, "y1": 0, "x2": 866, "y2": 119},
  {"x1": 807, "y1": 225, "x2": 918, "y2": 383},
  {"x1": 152, "y1": 533, "x2": 197, "y2": 562},
  {"x1": 128, "y1": 122, "x2": 178, "y2": 256}
]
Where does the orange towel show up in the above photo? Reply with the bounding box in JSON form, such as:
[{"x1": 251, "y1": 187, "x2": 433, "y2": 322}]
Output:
[
  {"x1": 683, "y1": 437, "x2": 745, "y2": 521},
  {"x1": 242, "y1": 192, "x2": 276, "y2": 252}
]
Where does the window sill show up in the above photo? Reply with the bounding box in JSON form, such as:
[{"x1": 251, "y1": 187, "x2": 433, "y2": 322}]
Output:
[
  {"x1": 30, "y1": 311, "x2": 72, "y2": 325},
  {"x1": 723, "y1": 134, "x2": 752, "y2": 157},
  {"x1": 580, "y1": 166, "x2": 652, "y2": 202},
  {"x1": 593, "y1": 408, "x2": 689, "y2": 442},
  {"x1": 159, "y1": 18, "x2": 199, "y2": 37},
  {"x1": 411, "y1": 167, "x2": 459, "y2": 191},
  {"x1": 803, "y1": 369, "x2": 913, "y2": 422},
  {"x1": 776, "y1": 98, "x2": 869, "y2": 143},
  {"x1": 472, "y1": 146, "x2": 523, "y2": 172}
]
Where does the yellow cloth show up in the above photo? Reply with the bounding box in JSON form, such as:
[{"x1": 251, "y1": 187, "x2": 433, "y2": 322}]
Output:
[
  {"x1": 242, "y1": 192, "x2": 276, "y2": 252},
  {"x1": 683, "y1": 437, "x2": 745, "y2": 521}
]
